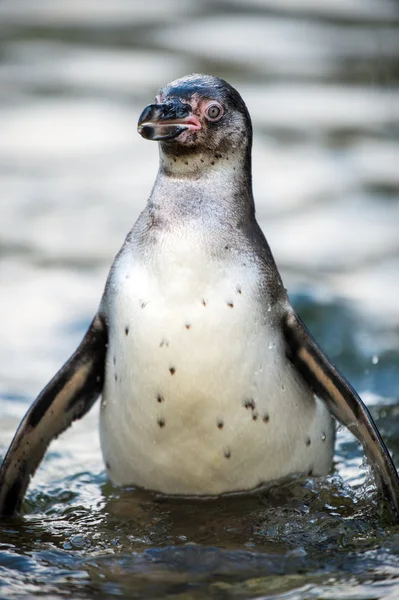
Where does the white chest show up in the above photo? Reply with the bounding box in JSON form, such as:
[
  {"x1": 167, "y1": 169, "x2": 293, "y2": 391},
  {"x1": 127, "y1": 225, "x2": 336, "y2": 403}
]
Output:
[{"x1": 99, "y1": 231, "x2": 334, "y2": 495}]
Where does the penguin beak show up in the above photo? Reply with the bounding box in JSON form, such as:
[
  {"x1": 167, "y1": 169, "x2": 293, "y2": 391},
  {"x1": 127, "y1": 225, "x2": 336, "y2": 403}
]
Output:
[{"x1": 137, "y1": 100, "x2": 201, "y2": 141}]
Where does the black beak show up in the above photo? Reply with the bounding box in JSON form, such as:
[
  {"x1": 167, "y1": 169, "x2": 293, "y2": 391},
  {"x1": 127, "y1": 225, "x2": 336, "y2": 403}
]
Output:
[{"x1": 137, "y1": 100, "x2": 195, "y2": 141}]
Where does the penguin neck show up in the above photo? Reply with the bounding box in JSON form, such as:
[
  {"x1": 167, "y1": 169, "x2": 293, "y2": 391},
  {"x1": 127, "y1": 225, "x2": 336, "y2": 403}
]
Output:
[{"x1": 148, "y1": 146, "x2": 255, "y2": 225}]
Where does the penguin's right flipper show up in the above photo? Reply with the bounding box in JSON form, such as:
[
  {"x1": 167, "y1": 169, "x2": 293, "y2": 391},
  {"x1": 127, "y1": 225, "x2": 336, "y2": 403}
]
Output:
[
  {"x1": 0, "y1": 313, "x2": 108, "y2": 517},
  {"x1": 283, "y1": 310, "x2": 399, "y2": 521}
]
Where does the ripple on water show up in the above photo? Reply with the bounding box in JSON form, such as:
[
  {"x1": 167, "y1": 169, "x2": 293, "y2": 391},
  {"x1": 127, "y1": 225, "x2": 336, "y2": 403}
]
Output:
[{"x1": 2, "y1": 474, "x2": 397, "y2": 598}]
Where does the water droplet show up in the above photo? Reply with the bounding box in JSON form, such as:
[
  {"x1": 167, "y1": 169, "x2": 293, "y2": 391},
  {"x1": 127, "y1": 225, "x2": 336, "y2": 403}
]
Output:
[
  {"x1": 268, "y1": 341, "x2": 275, "y2": 350},
  {"x1": 361, "y1": 455, "x2": 370, "y2": 469},
  {"x1": 281, "y1": 384, "x2": 286, "y2": 392},
  {"x1": 371, "y1": 355, "x2": 379, "y2": 365},
  {"x1": 320, "y1": 432, "x2": 326, "y2": 442},
  {"x1": 267, "y1": 304, "x2": 272, "y2": 312}
]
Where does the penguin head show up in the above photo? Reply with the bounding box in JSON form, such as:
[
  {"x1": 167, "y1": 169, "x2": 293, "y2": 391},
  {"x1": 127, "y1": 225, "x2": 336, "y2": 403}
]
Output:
[{"x1": 137, "y1": 74, "x2": 252, "y2": 175}]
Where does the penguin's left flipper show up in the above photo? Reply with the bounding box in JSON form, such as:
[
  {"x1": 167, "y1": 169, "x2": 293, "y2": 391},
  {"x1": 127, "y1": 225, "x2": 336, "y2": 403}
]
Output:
[
  {"x1": 0, "y1": 313, "x2": 107, "y2": 517},
  {"x1": 283, "y1": 310, "x2": 399, "y2": 521}
]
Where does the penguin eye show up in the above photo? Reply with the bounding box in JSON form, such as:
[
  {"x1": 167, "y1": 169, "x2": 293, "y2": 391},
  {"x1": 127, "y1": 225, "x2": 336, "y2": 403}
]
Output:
[{"x1": 205, "y1": 103, "x2": 223, "y2": 121}]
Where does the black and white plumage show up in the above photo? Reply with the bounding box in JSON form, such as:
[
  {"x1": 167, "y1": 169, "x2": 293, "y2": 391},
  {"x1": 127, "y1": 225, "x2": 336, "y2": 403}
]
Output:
[{"x1": 0, "y1": 74, "x2": 398, "y2": 519}]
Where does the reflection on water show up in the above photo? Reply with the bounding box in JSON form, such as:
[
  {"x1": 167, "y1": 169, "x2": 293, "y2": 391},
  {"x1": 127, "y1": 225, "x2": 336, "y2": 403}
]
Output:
[{"x1": 0, "y1": 1, "x2": 398, "y2": 598}]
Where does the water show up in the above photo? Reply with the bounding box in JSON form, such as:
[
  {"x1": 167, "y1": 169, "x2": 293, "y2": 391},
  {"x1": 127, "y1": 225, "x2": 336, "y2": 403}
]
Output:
[{"x1": 1, "y1": 1, "x2": 399, "y2": 598}]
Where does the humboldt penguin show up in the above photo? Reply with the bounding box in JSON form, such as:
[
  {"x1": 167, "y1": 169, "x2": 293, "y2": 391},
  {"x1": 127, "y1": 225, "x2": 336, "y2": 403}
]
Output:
[{"x1": 1, "y1": 74, "x2": 398, "y2": 519}]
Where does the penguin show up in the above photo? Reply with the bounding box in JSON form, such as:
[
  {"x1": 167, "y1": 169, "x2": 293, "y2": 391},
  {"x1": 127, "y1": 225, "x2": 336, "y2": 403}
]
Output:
[{"x1": 0, "y1": 74, "x2": 398, "y2": 519}]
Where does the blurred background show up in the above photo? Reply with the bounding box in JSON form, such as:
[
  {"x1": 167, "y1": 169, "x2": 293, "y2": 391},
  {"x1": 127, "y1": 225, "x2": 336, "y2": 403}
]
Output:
[{"x1": 0, "y1": 1, "x2": 399, "y2": 599}]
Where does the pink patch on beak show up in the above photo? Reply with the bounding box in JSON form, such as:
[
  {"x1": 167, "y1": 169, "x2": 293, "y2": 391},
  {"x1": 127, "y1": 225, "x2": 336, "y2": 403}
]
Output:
[{"x1": 183, "y1": 116, "x2": 201, "y2": 131}]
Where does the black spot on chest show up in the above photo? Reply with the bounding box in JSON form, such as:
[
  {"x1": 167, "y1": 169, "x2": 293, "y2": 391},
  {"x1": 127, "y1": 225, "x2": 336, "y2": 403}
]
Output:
[{"x1": 243, "y1": 398, "x2": 256, "y2": 411}]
